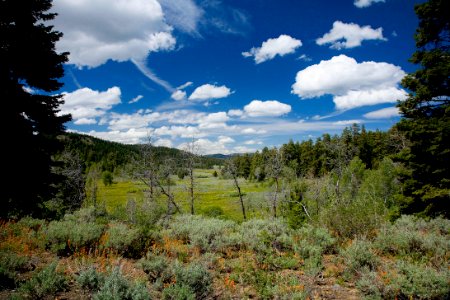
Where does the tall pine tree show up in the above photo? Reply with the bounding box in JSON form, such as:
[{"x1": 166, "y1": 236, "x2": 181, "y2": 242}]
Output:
[
  {"x1": 397, "y1": 0, "x2": 449, "y2": 217},
  {"x1": 1, "y1": 0, "x2": 71, "y2": 217}
]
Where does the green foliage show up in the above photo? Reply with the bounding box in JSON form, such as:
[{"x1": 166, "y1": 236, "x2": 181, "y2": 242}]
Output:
[
  {"x1": 17, "y1": 262, "x2": 67, "y2": 299},
  {"x1": 342, "y1": 238, "x2": 378, "y2": 276},
  {"x1": 162, "y1": 284, "x2": 195, "y2": 300},
  {"x1": 101, "y1": 221, "x2": 142, "y2": 256},
  {"x1": 384, "y1": 260, "x2": 450, "y2": 299},
  {"x1": 320, "y1": 157, "x2": 398, "y2": 239},
  {"x1": 139, "y1": 253, "x2": 170, "y2": 282},
  {"x1": 0, "y1": 250, "x2": 28, "y2": 289},
  {"x1": 45, "y1": 211, "x2": 104, "y2": 254},
  {"x1": 93, "y1": 267, "x2": 150, "y2": 300},
  {"x1": 293, "y1": 225, "x2": 335, "y2": 275},
  {"x1": 177, "y1": 168, "x2": 188, "y2": 179},
  {"x1": 172, "y1": 262, "x2": 212, "y2": 299},
  {"x1": 240, "y1": 218, "x2": 292, "y2": 253},
  {"x1": 355, "y1": 267, "x2": 383, "y2": 300},
  {"x1": 374, "y1": 215, "x2": 450, "y2": 264},
  {"x1": 201, "y1": 206, "x2": 224, "y2": 218},
  {"x1": 396, "y1": 0, "x2": 450, "y2": 217},
  {"x1": 165, "y1": 214, "x2": 238, "y2": 252},
  {"x1": 284, "y1": 180, "x2": 308, "y2": 228},
  {"x1": 77, "y1": 266, "x2": 105, "y2": 291},
  {"x1": 102, "y1": 171, "x2": 114, "y2": 186}
]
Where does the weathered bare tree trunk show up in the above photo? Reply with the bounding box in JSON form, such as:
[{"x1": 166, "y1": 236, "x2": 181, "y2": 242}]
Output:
[
  {"x1": 183, "y1": 138, "x2": 198, "y2": 215},
  {"x1": 233, "y1": 176, "x2": 246, "y2": 220},
  {"x1": 133, "y1": 135, "x2": 181, "y2": 224},
  {"x1": 225, "y1": 159, "x2": 247, "y2": 220},
  {"x1": 266, "y1": 148, "x2": 284, "y2": 218}
]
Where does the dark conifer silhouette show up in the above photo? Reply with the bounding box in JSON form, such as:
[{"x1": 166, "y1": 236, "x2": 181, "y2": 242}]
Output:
[{"x1": 1, "y1": 0, "x2": 71, "y2": 217}]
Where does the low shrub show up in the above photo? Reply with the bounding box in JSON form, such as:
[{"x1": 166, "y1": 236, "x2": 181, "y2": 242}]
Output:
[
  {"x1": 201, "y1": 206, "x2": 224, "y2": 218},
  {"x1": 16, "y1": 261, "x2": 67, "y2": 299},
  {"x1": 93, "y1": 267, "x2": 150, "y2": 300},
  {"x1": 162, "y1": 284, "x2": 195, "y2": 300},
  {"x1": 356, "y1": 267, "x2": 382, "y2": 300},
  {"x1": 139, "y1": 253, "x2": 170, "y2": 282},
  {"x1": 239, "y1": 218, "x2": 292, "y2": 253},
  {"x1": 101, "y1": 221, "x2": 143, "y2": 256},
  {"x1": 342, "y1": 238, "x2": 378, "y2": 276},
  {"x1": 45, "y1": 217, "x2": 104, "y2": 255},
  {"x1": 77, "y1": 266, "x2": 105, "y2": 291},
  {"x1": 172, "y1": 261, "x2": 212, "y2": 299},
  {"x1": 165, "y1": 215, "x2": 238, "y2": 252},
  {"x1": 0, "y1": 250, "x2": 28, "y2": 289},
  {"x1": 15, "y1": 217, "x2": 46, "y2": 232},
  {"x1": 384, "y1": 260, "x2": 450, "y2": 299},
  {"x1": 374, "y1": 215, "x2": 450, "y2": 264},
  {"x1": 293, "y1": 225, "x2": 336, "y2": 275}
]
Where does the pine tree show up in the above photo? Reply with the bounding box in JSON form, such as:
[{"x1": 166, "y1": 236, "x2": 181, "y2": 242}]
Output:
[
  {"x1": 396, "y1": 0, "x2": 449, "y2": 217},
  {"x1": 1, "y1": 0, "x2": 71, "y2": 217}
]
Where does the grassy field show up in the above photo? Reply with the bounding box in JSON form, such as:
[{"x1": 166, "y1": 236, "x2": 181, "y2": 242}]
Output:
[{"x1": 97, "y1": 169, "x2": 272, "y2": 221}]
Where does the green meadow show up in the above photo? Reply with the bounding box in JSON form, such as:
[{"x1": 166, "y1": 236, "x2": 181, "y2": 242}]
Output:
[{"x1": 97, "y1": 169, "x2": 271, "y2": 221}]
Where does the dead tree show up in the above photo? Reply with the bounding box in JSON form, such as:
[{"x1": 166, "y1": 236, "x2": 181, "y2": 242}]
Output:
[
  {"x1": 157, "y1": 158, "x2": 181, "y2": 224},
  {"x1": 133, "y1": 136, "x2": 159, "y2": 202},
  {"x1": 86, "y1": 164, "x2": 101, "y2": 209},
  {"x1": 183, "y1": 137, "x2": 199, "y2": 215},
  {"x1": 266, "y1": 148, "x2": 284, "y2": 218},
  {"x1": 224, "y1": 159, "x2": 246, "y2": 220},
  {"x1": 133, "y1": 136, "x2": 181, "y2": 224}
]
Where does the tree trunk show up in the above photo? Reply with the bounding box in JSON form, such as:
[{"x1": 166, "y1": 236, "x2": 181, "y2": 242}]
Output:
[{"x1": 234, "y1": 177, "x2": 246, "y2": 220}]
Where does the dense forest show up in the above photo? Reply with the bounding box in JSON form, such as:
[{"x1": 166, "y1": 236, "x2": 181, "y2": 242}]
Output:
[
  {"x1": 1, "y1": 0, "x2": 449, "y2": 299},
  {"x1": 59, "y1": 132, "x2": 224, "y2": 173}
]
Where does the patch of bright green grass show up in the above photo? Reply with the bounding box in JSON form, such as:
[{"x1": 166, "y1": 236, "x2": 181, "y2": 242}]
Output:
[{"x1": 97, "y1": 170, "x2": 270, "y2": 221}]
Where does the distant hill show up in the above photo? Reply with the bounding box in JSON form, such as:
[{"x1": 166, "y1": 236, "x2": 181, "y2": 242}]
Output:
[
  {"x1": 205, "y1": 154, "x2": 232, "y2": 159},
  {"x1": 59, "y1": 132, "x2": 224, "y2": 172}
]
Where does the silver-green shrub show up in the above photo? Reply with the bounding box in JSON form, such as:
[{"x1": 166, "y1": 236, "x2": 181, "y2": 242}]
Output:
[
  {"x1": 101, "y1": 221, "x2": 141, "y2": 254},
  {"x1": 165, "y1": 214, "x2": 239, "y2": 252},
  {"x1": 239, "y1": 218, "x2": 292, "y2": 253}
]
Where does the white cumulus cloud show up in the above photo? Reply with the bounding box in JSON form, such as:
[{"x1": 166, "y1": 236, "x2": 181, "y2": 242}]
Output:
[
  {"x1": 60, "y1": 87, "x2": 121, "y2": 120},
  {"x1": 178, "y1": 137, "x2": 236, "y2": 155},
  {"x1": 153, "y1": 138, "x2": 173, "y2": 148},
  {"x1": 334, "y1": 88, "x2": 407, "y2": 110},
  {"x1": 242, "y1": 34, "x2": 302, "y2": 64},
  {"x1": 228, "y1": 109, "x2": 244, "y2": 117},
  {"x1": 354, "y1": 0, "x2": 385, "y2": 8},
  {"x1": 364, "y1": 107, "x2": 400, "y2": 119},
  {"x1": 171, "y1": 90, "x2": 187, "y2": 101},
  {"x1": 243, "y1": 100, "x2": 291, "y2": 117},
  {"x1": 198, "y1": 112, "x2": 229, "y2": 129},
  {"x1": 316, "y1": 21, "x2": 386, "y2": 49},
  {"x1": 51, "y1": 0, "x2": 176, "y2": 68},
  {"x1": 82, "y1": 128, "x2": 149, "y2": 144},
  {"x1": 291, "y1": 55, "x2": 406, "y2": 110},
  {"x1": 188, "y1": 84, "x2": 231, "y2": 101},
  {"x1": 74, "y1": 118, "x2": 97, "y2": 125}
]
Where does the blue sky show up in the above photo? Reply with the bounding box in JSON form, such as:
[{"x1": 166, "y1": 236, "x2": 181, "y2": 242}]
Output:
[{"x1": 50, "y1": 0, "x2": 422, "y2": 154}]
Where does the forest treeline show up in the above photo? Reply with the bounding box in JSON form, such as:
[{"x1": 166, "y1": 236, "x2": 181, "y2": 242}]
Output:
[
  {"x1": 231, "y1": 125, "x2": 405, "y2": 180},
  {"x1": 59, "y1": 132, "x2": 223, "y2": 173}
]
